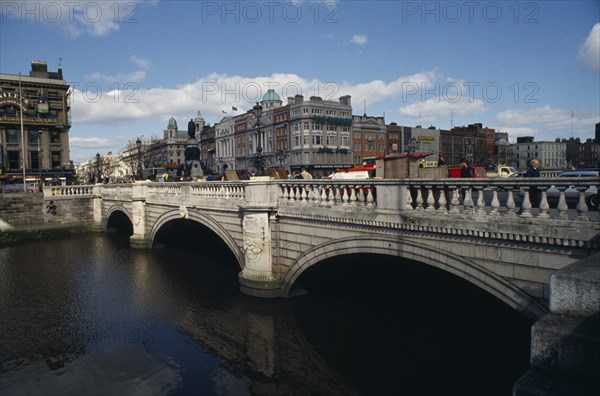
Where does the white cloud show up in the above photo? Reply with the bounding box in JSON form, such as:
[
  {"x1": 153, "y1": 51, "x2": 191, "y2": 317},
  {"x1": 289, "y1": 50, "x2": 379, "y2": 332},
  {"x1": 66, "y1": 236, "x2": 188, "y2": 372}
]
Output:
[
  {"x1": 0, "y1": 1, "x2": 152, "y2": 37},
  {"x1": 577, "y1": 23, "x2": 600, "y2": 72},
  {"x1": 351, "y1": 34, "x2": 368, "y2": 45},
  {"x1": 70, "y1": 70, "x2": 451, "y2": 126},
  {"x1": 131, "y1": 55, "x2": 151, "y2": 70},
  {"x1": 69, "y1": 136, "x2": 114, "y2": 149},
  {"x1": 398, "y1": 97, "x2": 486, "y2": 124},
  {"x1": 85, "y1": 56, "x2": 150, "y2": 83},
  {"x1": 496, "y1": 105, "x2": 571, "y2": 125}
]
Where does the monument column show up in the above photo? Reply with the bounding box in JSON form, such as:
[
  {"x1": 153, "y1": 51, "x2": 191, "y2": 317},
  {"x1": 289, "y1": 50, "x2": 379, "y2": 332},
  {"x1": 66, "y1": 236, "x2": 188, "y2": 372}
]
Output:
[{"x1": 185, "y1": 118, "x2": 204, "y2": 179}]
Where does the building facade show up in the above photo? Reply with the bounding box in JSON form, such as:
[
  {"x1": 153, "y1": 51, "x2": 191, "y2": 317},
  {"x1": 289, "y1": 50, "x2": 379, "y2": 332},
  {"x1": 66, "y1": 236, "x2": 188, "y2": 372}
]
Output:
[
  {"x1": 440, "y1": 123, "x2": 495, "y2": 167},
  {"x1": 288, "y1": 94, "x2": 353, "y2": 177},
  {"x1": 385, "y1": 123, "x2": 402, "y2": 155},
  {"x1": 0, "y1": 61, "x2": 72, "y2": 178},
  {"x1": 352, "y1": 114, "x2": 386, "y2": 164},
  {"x1": 515, "y1": 137, "x2": 567, "y2": 170}
]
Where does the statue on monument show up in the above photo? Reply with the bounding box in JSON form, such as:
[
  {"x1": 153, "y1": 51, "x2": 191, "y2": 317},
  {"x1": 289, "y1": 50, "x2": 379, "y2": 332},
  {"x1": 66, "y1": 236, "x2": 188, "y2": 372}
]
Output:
[{"x1": 187, "y1": 119, "x2": 196, "y2": 139}]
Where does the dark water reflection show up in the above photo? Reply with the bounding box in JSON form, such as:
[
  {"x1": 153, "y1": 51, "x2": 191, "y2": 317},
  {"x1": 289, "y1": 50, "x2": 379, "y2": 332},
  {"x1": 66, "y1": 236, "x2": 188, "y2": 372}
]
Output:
[{"x1": 0, "y1": 232, "x2": 532, "y2": 395}]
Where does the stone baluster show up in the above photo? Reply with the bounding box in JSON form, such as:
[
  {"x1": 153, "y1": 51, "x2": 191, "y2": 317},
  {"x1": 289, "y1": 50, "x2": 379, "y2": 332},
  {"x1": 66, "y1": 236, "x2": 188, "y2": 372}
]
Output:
[
  {"x1": 334, "y1": 184, "x2": 342, "y2": 203},
  {"x1": 300, "y1": 185, "x2": 308, "y2": 203},
  {"x1": 425, "y1": 186, "x2": 435, "y2": 212},
  {"x1": 281, "y1": 184, "x2": 289, "y2": 200},
  {"x1": 349, "y1": 186, "x2": 357, "y2": 205},
  {"x1": 490, "y1": 188, "x2": 500, "y2": 216},
  {"x1": 313, "y1": 185, "x2": 322, "y2": 205},
  {"x1": 575, "y1": 188, "x2": 589, "y2": 221},
  {"x1": 538, "y1": 188, "x2": 550, "y2": 219},
  {"x1": 342, "y1": 185, "x2": 349, "y2": 205},
  {"x1": 354, "y1": 187, "x2": 362, "y2": 204},
  {"x1": 505, "y1": 189, "x2": 517, "y2": 217},
  {"x1": 463, "y1": 187, "x2": 474, "y2": 213},
  {"x1": 406, "y1": 187, "x2": 414, "y2": 210},
  {"x1": 366, "y1": 186, "x2": 374, "y2": 207},
  {"x1": 475, "y1": 186, "x2": 486, "y2": 216},
  {"x1": 415, "y1": 188, "x2": 424, "y2": 211},
  {"x1": 437, "y1": 187, "x2": 448, "y2": 214},
  {"x1": 449, "y1": 187, "x2": 460, "y2": 214},
  {"x1": 520, "y1": 190, "x2": 533, "y2": 218},
  {"x1": 556, "y1": 188, "x2": 569, "y2": 219},
  {"x1": 329, "y1": 185, "x2": 336, "y2": 203}
]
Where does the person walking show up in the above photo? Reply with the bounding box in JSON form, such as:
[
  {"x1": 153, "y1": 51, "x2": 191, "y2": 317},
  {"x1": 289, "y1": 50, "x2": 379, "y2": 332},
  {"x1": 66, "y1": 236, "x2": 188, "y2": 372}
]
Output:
[
  {"x1": 460, "y1": 158, "x2": 473, "y2": 178},
  {"x1": 524, "y1": 159, "x2": 541, "y2": 207},
  {"x1": 300, "y1": 168, "x2": 313, "y2": 180}
]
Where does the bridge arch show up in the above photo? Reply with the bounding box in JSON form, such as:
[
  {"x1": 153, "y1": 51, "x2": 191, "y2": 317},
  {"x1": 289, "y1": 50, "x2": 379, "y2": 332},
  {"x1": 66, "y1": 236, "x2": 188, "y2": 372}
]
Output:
[
  {"x1": 282, "y1": 236, "x2": 548, "y2": 319},
  {"x1": 150, "y1": 210, "x2": 245, "y2": 269},
  {"x1": 106, "y1": 206, "x2": 133, "y2": 234}
]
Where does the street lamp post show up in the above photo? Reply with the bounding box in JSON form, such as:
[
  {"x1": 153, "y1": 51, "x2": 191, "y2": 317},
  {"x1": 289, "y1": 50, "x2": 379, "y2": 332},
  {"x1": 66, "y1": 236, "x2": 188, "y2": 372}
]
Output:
[
  {"x1": 252, "y1": 103, "x2": 264, "y2": 176},
  {"x1": 254, "y1": 144, "x2": 264, "y2": 176},
  {"x1": 136, "y1": 137, "x2": 142, "y2": 180},
  {"x1": 274, "y1": 149, "x2": 288, "y2": 169},
  {"x1": 95, "y1": 152, "x2": 101, "y2": 183}
]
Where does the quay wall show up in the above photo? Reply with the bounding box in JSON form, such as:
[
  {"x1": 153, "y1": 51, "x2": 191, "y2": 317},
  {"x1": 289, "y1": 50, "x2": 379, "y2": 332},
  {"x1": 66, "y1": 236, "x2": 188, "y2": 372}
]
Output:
[{"x1": 0, "y1": 192, "x2": 94, "y2": 231}]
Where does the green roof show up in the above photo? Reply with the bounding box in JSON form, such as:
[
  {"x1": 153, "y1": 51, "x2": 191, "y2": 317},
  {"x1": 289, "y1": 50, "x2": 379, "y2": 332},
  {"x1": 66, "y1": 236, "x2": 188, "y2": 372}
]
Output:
[{"x1": 261, "y1": 89, "x2": 281, "y2": 102}]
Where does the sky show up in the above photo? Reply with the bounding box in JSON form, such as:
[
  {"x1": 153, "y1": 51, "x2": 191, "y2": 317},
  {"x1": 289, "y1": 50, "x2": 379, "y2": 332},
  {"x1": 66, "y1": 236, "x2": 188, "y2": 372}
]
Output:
[{"x1": 1, "y1": 0, "x2": 599, "y2": 163}]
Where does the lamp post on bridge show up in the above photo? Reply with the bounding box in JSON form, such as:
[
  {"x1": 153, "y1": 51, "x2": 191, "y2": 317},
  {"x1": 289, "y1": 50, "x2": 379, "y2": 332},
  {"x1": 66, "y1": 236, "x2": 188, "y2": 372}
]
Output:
[
  {"x1": 136, "y1": 137, "x2": 142, "y2": 180},
  {"x1": 95, "y1": 152, "x2": 101, "y2": 183},
  {"x1": 274, "y1": 149, "x2": 288, "y2": 171},
  {"x1": 254, "y1": 144, "x2": 265, "y2": 176},
  {"x1": 252, "y1": 102, "x2": 265, "y2": 176}
]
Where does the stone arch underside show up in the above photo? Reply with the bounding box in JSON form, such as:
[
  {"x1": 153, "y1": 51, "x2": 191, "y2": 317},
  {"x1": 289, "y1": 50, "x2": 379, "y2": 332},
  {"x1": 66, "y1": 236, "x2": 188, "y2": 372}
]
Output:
[
  {"x1": 282, "y1": 236, "x2": 549, "y2": 319},
  {"x1": 106, "y1": 205, "x2": 132, "y2": 224},
  {"x1": 150, "y1": 209, "x2": 245, "y2": 270}
]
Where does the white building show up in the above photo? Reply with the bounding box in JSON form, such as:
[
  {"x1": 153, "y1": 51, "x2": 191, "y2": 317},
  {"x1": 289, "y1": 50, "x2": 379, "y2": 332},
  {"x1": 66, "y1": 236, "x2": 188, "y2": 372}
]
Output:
[{"x1": 515, "y1": 138, "x2": 567, "y2": 170}]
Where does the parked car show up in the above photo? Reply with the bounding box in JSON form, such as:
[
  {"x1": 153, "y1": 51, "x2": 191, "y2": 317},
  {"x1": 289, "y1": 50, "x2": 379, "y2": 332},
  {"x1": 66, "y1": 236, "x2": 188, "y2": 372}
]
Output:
[{"x1": 546, "y1": 170, "x2": 598, "y2": 210}]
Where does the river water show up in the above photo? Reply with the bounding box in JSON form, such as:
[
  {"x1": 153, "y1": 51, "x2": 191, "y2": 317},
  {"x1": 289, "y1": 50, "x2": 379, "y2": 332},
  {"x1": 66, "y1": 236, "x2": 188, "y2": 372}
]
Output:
[{"x1": 1, "y1": 231, "x2": 532, "y2": 395}]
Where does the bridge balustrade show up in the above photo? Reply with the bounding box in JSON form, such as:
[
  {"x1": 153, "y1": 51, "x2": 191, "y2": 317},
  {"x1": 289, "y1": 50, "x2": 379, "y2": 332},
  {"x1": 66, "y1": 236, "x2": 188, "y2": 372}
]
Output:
[
  {"x1": 276, "y1": 178, "x2": 598, "y2": 221},
  {"x1": 278, "y1": 180, "x2": 375, "y2": 207},
  {"x1": 44, "y1": 176, "x2": 598, "y2": 222},
  {"x1": 45, "y1": 185, "x2": 94, "y2": 197}
]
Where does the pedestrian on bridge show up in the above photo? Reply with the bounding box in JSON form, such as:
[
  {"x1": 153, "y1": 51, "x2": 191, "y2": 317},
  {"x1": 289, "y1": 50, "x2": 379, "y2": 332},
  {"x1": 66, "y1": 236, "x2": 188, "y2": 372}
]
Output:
[{"x1": 524, "y1": 159, "x2": 541, "y2": 207}]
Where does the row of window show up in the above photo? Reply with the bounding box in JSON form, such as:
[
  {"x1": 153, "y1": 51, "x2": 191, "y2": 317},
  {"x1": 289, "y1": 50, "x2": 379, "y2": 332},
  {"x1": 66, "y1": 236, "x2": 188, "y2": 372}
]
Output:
[
  {"x1": 4, "y1": 150, "x2": 62, "y2": 169},
  {"x1": 2, "y1": 129, "x2": 62, "y2": 144},
  {"x1": 291, "y1": 108, "x2": 351, "y2": 117},
  {"x1": 292, "y1": 135, "x2": 351, "y2": 148},
  {"x1": 293, "y1": 123, "x2": 351, "y2": 133}
]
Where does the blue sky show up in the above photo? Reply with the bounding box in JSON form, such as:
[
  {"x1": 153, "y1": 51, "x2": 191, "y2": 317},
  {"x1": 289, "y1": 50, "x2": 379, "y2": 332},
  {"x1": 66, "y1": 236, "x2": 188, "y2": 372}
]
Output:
[{"x1": 1, "y1": 0, "x2": 599, "y2": 163}]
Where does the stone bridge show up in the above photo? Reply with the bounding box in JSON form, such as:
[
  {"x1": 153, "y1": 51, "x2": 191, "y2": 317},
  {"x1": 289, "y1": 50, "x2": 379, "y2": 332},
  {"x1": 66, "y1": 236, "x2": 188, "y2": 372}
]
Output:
[{"x1": 40, "y1": 176, "x2": 600, "y2": 320}]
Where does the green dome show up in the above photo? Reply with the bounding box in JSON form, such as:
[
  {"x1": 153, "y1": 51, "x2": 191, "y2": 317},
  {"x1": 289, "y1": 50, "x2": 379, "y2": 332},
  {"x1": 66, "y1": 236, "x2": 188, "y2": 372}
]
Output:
[
  {"x1": 167, "y1": 117, "x2": 177, "y2": 129},
  {"x1": 261, "y1": 89, "x2": 281, "y2": 102}
]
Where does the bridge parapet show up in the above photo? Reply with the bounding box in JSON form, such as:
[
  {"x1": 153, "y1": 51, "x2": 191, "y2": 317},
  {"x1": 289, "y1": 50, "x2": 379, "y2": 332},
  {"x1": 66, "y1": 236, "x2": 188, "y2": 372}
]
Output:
[
  {"x1": 275, "y1": 178, "x2": 600, "y2": 249},
  {"x1": 44, "y1": 185, "x2": 95, "y2": 198}
]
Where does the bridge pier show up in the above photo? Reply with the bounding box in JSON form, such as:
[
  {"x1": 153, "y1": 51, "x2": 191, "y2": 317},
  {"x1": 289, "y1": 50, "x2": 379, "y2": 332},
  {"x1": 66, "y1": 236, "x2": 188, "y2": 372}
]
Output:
[
  {"x1": 129, "y1": 184, "x2": 152, "y2": 249},
  {"x1": 238, "y1": 180, "x2": 283, "y2": 298}
]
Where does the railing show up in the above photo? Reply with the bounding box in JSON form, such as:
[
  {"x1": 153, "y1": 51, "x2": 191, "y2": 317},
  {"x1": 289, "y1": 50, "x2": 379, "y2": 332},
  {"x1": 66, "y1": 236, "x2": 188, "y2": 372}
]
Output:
[
  {"x1": 48, "y1": 177, "x2": 599, "y2": 222},
  {"x1": 190, "y1": 182, "x2": 245, "y2": 200},
  {"x1": 44, "y1": 185, "x2": 94, "y2": 197},
  {"x1": 277, "y1": 178, "x2": 599, "y2": 221},
  {"x1": 278, "y1": 180, "x2": 375, "y2": 207}
]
